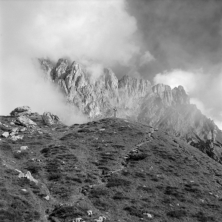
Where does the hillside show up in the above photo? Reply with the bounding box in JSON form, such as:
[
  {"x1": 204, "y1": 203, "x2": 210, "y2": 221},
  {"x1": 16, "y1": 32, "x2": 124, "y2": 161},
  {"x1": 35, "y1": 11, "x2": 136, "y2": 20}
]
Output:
[{"x1": 1, "y1": 109, "x2": 222, "y2": 222}]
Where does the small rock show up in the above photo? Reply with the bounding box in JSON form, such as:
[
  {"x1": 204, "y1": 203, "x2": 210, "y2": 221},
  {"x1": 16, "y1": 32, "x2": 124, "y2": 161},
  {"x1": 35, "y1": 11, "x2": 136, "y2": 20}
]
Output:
[
  {"x1": 20, "y1": 127, "x2": 27, "y2": 132},
  {"x1": 1, "y1": 132, "x2": 9, "y2": 138},
  {"x1": 21, "y1": 189, "x2": 27, "y2": 192},
  {"x1": 143, "y1": 213, "x2": 153, "y2": 219},
  {"x1": 26, "y1": 171, "x2": 38, "y2": 184},
  {"x1": 20, "y1": 146, "x2": 28, "y2": 151},
  {"x1": 11, "y1": 135, "x2": 24, "y2": 141},
  {"x1": 87, "y1": 210, "x2": 93, "y2": 216},
  {"x1": 11, "y1": 127, "x2": 19, "y2": 132},
  {"x1": 44, "y1": 195, "x2": 50, "y2": 200},
  {"x1": 10, "y1": 132, "x2": 17, "y2": 136},
  {"x1": 17, "y1": 170, "x2": 38, "y2": 184}
]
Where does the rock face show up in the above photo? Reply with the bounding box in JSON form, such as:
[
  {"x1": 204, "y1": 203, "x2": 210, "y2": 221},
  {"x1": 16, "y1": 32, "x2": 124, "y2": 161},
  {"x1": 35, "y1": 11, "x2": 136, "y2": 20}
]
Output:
[{"x1": 39, "y1": 58, "x2": 222, "y2": 162}]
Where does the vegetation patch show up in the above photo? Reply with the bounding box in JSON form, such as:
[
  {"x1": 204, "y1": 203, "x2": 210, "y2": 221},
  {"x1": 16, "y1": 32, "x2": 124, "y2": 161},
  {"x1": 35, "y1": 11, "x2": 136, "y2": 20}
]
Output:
[
  {"x1": 167, "y1": 210, "x2": 188, "y2": 219},
  {"x1": 106, "y1": 176, "x2": 131, "y2": 188}
]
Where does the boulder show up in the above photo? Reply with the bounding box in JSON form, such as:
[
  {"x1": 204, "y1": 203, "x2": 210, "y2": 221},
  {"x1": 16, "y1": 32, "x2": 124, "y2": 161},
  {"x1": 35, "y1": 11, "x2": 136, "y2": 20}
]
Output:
[
  {"x1": 15, "y1": 116, "x2": 37, "y2": 127},
  {"x1": 42, "y1": 112, "x2": 60, "y2": 126},
  {"x1": 17, "y1": 170, "x2": 38, "y2": 184},
  {"x1": 20, "y1": 146, "x2": 28, "y2": 151},
  {"x1": 10, "y1": 106, "x2": 32, "y2": 117},
  {"x1": 11, "y1": 135, "x2": 24, "y2": 141},
  {"x1": 1, "y1": 132, "x2": 9, "y2": 138},
  {"x1": 10, "y1": 128, "x2": 19, "y2": 136}
]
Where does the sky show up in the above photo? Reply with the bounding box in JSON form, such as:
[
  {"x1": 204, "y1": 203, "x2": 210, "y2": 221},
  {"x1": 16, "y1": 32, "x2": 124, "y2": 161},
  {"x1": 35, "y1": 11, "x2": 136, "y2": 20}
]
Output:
[{"x1": 0, "y1": 0, "x2": 222, "y2": 127}]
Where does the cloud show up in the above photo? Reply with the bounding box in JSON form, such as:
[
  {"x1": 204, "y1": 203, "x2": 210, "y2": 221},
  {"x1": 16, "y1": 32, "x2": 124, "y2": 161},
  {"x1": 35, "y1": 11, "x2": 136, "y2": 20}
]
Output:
[
  {"x1": 153, "y1": 69, "x2": 204, "y2": 93},
  {"x1": 127, "y1": 0, "x2": 222, "y2": 76},
  {"x1": 82, "y1": 61, "x2": 104, "y2": 82},
  {"x1": 1, "y1": 0, "x2": 139, "y2": 66},
  {"x1": 153, "y1": 69, "x2": 222, "y2": 129},
  {"x1": 0, "y1": 56, "x2": 87, "y2": 124},
  {"x1": 0, "y1": 0, "x2": 140, "y2": 123}
]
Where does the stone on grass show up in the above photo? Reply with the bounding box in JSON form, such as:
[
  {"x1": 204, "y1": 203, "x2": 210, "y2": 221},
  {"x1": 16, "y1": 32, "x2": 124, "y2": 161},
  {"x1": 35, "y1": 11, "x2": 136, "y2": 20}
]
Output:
[
  {"x1": 11, "y1": 135, "x2": 24, "y2": 141},
  {"x1": 20, "y1": 146, "x2": 28, "y2": 151},
  {"x1": 1, "y1": 132, "x2": 9, "y2": 138},
  {"x1": 17, "y1": 170, "x2": 38, "y2": 184},
  {"x1": 16, "y1": 116, "x2": 37, "y2": 127},
  {"x1": 44, "y1": 195, "x2": 50, "y2": 201}
]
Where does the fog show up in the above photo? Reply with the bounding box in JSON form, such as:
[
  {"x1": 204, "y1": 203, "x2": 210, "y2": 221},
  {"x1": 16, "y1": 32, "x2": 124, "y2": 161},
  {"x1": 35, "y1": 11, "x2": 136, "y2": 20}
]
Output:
[
  {"x1": 0, "y1": 0, "x2": 139, "y2": 124},
  {"x1": 1, "y1": 0, "x2": 222, "y2": 128}
]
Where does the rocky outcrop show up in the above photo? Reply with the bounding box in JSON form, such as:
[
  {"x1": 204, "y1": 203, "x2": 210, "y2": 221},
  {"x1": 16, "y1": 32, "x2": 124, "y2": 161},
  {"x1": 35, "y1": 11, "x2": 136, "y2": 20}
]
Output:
[
  {"x1": 39, "y1": 58, "x2": 222, "y2": 163},
  {"x1": 10, "y1": 106, "x2": 32, "y2": 117},
  {"x1": 15, "y1": 116, "x2": 37, "y2": 127},
  {"x1": 42, "y1": 112, "x2": 60, "y2": 126}
]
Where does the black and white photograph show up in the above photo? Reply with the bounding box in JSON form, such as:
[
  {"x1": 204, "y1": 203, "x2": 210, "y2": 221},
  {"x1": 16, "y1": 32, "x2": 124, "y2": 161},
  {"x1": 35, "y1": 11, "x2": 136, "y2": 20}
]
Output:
[{"x1": 0, "y1": 0, "x2": 222, "y2": 221}]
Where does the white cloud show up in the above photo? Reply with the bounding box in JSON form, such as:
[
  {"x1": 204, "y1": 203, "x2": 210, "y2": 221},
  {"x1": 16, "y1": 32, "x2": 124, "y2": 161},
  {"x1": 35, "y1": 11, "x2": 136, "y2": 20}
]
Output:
[
  {"x1": 0, "y1": 0, "x2": 140, "y2": 124},
  {"x1": 1, "y1": 0, "x2": 139, "y2": 66},
  {"x1": 153, "y1": 69, "x2": 204, "y2": 93},
  {"x1": 190, "y1": 98, "x2": 206, "y2": 114}
]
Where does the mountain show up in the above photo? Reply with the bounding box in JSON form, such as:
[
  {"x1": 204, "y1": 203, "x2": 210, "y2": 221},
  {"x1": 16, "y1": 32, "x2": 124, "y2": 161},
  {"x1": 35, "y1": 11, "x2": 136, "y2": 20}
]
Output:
[
  {"x1": 39, "y1": 58, "x2": 222, "y2": 163},
  {"x1": 1, "y1": 110, "x2": 222, "y2": 222}
]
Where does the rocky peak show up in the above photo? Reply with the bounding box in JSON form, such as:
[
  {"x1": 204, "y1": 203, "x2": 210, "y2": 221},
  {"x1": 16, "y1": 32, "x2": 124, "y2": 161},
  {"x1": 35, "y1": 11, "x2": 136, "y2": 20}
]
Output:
[
  {"x1": 118, "y1": 75, "x2": 152, "y2": 98},
  {"x1": 152, "y1": 83, "x2": 190, "y2": 106},
  {"x1": 104, "y1": 68, "x2": 118, "y2": 91},
  {"x1": 53, "y1": 58, "x2": 69, "y2": 80},
  {"x1": 152, "y1": 83, "x2": 173, "y2": 106},
  {"x1": 172, "y1": 85, "x2": 190, "y2": 105}
]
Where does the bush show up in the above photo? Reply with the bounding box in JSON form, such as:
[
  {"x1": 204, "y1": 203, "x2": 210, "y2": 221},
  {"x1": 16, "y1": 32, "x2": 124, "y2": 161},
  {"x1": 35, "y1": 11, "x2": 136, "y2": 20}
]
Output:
[
  {"x1": 123, "y1": 206, "x2": 143, "y2": 218},
  {"x1": 167, "y1": 210, "x2": 187, "y2": 219},
  {"x1": 112, "y1": 192, "x2": 129, "y2": 200},
  {"x1": 89, "y1": 187, "x2": 109, "y2": 198}
]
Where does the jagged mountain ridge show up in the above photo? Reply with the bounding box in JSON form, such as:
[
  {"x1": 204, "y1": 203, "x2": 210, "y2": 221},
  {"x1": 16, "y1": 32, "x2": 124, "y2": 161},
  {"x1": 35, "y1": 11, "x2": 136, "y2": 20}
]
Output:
[
  {"x1": 39, "y1": 58, "x2": 222, "y2": 162},
  {"x1": 39, "y1": 58, "x2": 189, "y2": 119}
]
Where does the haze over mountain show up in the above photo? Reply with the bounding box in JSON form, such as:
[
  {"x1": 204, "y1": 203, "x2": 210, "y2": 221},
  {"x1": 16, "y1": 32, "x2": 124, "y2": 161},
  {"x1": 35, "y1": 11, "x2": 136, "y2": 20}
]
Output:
[{"x1": 0, "y1": 0, "x2": 222, "y2": 128}]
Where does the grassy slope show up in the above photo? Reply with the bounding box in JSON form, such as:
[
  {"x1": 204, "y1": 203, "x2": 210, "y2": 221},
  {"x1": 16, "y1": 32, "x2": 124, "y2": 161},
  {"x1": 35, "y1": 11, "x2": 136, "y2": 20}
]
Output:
[{"x1": 0, "y1": 115, "x2": 222, "y2": 222}]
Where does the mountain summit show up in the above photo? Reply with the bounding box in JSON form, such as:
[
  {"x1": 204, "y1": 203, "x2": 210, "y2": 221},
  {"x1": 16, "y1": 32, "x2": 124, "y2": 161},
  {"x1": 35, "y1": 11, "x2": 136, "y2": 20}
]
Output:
[{"x1": 39, "y1": 58, "x2": 222, "y2": 163}]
